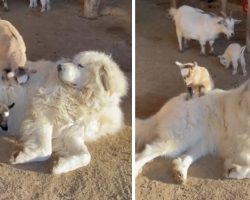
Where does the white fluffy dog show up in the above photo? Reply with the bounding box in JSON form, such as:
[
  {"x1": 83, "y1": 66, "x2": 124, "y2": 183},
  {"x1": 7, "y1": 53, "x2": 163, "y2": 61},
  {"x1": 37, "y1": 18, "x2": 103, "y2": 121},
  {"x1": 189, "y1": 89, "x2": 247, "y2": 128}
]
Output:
[
  {"x1": 0, "y1": 51, "x2": 127, "y2": 174},
  {"x1": 136, "y1": 81, "x2": 250, "y2": 183}
]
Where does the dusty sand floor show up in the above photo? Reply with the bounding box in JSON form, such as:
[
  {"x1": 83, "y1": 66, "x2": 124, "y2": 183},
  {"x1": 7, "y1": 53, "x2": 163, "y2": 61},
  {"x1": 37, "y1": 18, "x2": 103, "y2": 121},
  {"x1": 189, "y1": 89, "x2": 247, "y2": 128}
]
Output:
[
  {"x1": 136, "y1": 0, "x2": 250, "y2": 199},
  {"x1": 0, "y1": 0, "x2": 131, "y2": 199}
]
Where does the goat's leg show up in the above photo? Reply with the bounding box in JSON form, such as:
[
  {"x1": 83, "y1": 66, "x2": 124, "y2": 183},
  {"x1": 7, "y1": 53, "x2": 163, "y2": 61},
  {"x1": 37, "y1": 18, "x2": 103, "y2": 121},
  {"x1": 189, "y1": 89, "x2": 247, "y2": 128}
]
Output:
[
  {"x1": 2, "y1": 0, "x2": 9, "y2": 11},
  {"x1": 232, "y1": 59, "x2": 238, "y2": 75},
  {"x1": 176, "y1": 28, "x2": 183, "y2": 53},
  {"x1": 209, "y1": 40, "x2": 215, "y2": 55},
  {"x1": 199, "y1": 40, "x2": 206, "y2": 55}
]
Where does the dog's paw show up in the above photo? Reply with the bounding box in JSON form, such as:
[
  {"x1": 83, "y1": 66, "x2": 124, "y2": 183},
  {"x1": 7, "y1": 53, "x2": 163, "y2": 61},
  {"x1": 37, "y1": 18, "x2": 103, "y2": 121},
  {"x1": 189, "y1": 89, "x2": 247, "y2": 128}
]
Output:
[
  {"x1": 225, "y1": 165, "x2": 239, "y2": 179},
  {"x1": 10, "y1": 151, "x2": 25, "y2": 164},
  {"x1": 172, "y1": 168, "x2": 186, "y2": 184},
  {"x1": 52, "y1": 154, "x2": 91, "y2": 174},
  {"x1": 172, "y1": 158, "x2": 187, "y2": 184}
]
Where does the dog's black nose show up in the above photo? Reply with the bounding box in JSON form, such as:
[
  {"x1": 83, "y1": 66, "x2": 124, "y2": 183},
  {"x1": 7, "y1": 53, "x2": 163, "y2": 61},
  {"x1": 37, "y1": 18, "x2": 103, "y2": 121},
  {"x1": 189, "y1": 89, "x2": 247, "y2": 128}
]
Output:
[{"x1": 57, "y1": 64, "x2": 62, "y2": 72}]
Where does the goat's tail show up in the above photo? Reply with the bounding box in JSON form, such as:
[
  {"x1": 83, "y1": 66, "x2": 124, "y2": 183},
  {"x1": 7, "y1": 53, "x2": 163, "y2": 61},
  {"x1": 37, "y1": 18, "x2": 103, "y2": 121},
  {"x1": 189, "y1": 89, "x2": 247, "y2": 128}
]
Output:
[
  {"x1": 240, "y1": 45, "x2": 246, "y2": 68},
  {"x1": 136, "y1": 116, "x2": 157, "y2": 152},
  {"x1": 241, "y1": 45, "x2": 246, "y2": 55}
]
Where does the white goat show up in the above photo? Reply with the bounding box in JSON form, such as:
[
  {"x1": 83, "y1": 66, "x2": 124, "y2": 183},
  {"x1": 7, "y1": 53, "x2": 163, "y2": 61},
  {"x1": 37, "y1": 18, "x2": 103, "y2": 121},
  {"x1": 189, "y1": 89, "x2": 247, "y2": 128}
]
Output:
[
  {"x1": 0, "y1": 20, "x2": 26, "y2": 73},
  {"x1": 175, "y1": 61, "x2": 214, "y2": 99},
  {"x1": 169, "y1": 5, "x2": 241, "y2": 55},
  {"x1": 218, "y1": 43, "x2": 247, "y2": 76}
]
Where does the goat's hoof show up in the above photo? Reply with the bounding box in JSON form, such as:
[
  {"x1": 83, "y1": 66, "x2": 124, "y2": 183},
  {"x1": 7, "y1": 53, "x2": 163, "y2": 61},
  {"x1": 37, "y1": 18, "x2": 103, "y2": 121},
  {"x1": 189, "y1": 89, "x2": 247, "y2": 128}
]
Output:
[{"x1": 179, "y1": 49, "x2": 184, "y2": 53}]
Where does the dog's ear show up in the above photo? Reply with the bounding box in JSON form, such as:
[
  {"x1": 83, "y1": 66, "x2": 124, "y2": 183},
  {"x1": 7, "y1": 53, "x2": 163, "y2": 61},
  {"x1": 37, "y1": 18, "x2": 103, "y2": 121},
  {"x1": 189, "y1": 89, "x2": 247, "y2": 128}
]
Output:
[{"x1": 99, "y1": 65, "x2": 110, "y2": 92}]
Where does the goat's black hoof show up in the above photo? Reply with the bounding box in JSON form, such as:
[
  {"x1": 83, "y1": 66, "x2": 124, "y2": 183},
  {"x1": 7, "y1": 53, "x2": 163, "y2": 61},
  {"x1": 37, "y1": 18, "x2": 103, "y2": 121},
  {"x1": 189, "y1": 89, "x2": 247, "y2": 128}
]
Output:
[{"x1": 3, "y1": 7, "x2": 9, "y2": 12}]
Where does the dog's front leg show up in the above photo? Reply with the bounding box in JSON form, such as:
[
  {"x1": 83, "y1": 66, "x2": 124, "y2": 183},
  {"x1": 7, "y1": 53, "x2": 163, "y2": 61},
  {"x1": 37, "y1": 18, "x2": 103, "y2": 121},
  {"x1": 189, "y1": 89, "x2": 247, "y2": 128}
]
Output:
[
  {"x1": 52, "y1": 126, "x2": 91, "y2": 174},
  {"x1": 10, "y1": 122, "x2": 53, "y2": 164}
]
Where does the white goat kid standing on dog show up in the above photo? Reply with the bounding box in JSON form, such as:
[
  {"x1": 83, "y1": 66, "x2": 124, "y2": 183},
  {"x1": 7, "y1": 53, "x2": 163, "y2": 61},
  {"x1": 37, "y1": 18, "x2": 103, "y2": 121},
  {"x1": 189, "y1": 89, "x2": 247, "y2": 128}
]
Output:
[
  {"x1": 169, "y1": 5, "x2": 241, "y2": 55},
  {"x1": 218, "y1": 43, "x2": 247, "y2": 76},
  {"x1": 175, "y1": 61, "x2": 214, "y2": 99}
]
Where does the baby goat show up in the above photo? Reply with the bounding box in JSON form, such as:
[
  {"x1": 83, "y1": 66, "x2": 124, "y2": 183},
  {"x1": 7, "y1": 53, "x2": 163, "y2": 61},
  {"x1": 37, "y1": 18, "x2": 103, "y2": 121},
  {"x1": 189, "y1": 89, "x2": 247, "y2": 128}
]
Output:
[
  {"x1": 175, "y1": 61, "x2": 214, "y2": 100},
  {"x1": 218, "y1": 43, "x2": 247, "y2": 76}
]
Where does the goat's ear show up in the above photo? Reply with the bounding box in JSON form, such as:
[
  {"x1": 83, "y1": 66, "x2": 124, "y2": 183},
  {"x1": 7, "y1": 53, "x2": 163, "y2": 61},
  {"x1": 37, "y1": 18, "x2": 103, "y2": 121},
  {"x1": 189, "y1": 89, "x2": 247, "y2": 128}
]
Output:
[
  {"x1": 194, "y1": 62, "x2": 198, "y2": 67},
  {"x1": 8, "y1": 103, "x2": 15, "y2": 109},
  {"x1": 175, "y1": 61, "x2": 183, "y2": 68},
  {"x1": 99, "y1": 65, "x2": 110, "y2": 92},
  {"x1": 218, "y1": 19, "x2": 225, "y2": 24}
]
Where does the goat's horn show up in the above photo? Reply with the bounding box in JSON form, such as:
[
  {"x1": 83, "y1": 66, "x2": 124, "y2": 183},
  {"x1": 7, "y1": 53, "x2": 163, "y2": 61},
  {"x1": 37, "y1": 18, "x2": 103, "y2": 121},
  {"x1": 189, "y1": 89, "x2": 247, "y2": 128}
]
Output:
[{"x1": 8, "y1": 103, "x2": 15, "y2": 109}]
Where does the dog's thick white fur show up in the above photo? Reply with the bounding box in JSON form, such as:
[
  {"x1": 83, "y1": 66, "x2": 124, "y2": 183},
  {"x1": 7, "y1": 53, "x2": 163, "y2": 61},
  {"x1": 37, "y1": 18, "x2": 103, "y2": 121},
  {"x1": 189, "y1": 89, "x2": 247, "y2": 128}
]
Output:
[
  {"x1": 0, "y1": 20, "x2": 26, "y2": 70},
  {"x1": 0, "y1": 51, "x2": 127, "y2": 174},
  {"x1": 136, "y1": 81, "x2": 250, "y2": 183}
]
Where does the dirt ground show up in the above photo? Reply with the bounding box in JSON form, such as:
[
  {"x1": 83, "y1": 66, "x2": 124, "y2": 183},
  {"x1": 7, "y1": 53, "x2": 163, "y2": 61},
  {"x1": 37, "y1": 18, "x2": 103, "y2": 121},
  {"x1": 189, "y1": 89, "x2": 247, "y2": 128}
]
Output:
[
  {"x1": 136, "y1": 0, "x2": 250, "y2": 199},
  {"x1": 0, "y1": 0, "x2": 131, "y2": 199}
]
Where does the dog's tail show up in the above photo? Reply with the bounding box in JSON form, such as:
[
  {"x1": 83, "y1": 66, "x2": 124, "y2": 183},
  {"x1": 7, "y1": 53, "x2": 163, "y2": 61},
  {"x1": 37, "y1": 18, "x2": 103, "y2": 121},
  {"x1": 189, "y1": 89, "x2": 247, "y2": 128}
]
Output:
[
  {"x1": 2, "y1": 20, "x2": 27, "y2": 67},
  {"x1": 136, "y1": 116, "x2": 157, "y2": 152}
]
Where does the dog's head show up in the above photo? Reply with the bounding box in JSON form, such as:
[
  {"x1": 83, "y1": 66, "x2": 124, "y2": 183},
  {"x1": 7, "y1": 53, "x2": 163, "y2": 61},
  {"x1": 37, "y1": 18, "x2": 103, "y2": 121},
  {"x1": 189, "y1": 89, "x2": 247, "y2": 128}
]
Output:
[{"x1": 57, "y1": 51, "x2": 128, "y2": 98}]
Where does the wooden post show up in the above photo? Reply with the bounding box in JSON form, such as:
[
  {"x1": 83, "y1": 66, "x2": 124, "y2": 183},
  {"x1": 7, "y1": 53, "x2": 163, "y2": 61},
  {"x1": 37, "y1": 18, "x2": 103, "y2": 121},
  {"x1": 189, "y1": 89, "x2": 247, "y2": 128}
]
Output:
[
  {"x1": 247, "y1": 0, "x2": 250, "y2": 52},
  {"x1": 221, "y1": 0, "x2": 227, "y2": 14},
  {"x1": 171, "y1": 0, "x2": 177, "y2": 8},
  {"x1": 82, "y1": 0, "x2": 101, "y2": 19}
]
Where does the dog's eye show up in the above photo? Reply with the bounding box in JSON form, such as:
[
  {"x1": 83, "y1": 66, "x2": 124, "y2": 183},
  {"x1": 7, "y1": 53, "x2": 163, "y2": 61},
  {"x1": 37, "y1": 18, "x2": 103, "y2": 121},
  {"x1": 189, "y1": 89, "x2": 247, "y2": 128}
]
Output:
[{"x1": 78, "y1": 64, "x2": 84, "y2": 68}]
